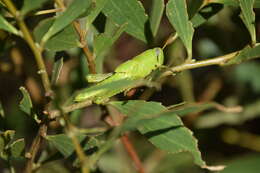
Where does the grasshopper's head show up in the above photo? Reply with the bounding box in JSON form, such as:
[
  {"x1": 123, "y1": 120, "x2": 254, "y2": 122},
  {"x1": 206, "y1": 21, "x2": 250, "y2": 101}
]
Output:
[{"x1": 154, "y1": 48, "x2": 164, "y2": 66}]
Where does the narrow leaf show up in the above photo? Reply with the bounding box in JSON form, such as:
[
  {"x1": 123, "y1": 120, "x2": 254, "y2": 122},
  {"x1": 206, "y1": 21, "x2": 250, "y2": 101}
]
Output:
[
  {"x1": 102, "y1": 0, "x2": 148, "y2": 42},
  {"x1": 51, "y1": 57, "x2": 63, "y2": 85},
  {"x1": 166, "y1": 0, "x2": 194, "y2": 59},
  {"x1": 226, "y1": 44, "x2": 260, "y2": 65},
  {"x1": 149, "y1": 0, "x2": 165, "y2": 37},
  {"x1": 21, "y1": 0, "x2": 49, "y2": 15},
  {"x1": 110, "y1": 100, "x2": 206, "y2": 167},
  {"x1": 42, "y1": 0, "x2": 92, "y2": 43},
  {"x1": 0, "y1": 15, "x2": 19, "y2": 35},
  {"x1": 239, "y1": 0, "x2": 256, "y2": 44}
]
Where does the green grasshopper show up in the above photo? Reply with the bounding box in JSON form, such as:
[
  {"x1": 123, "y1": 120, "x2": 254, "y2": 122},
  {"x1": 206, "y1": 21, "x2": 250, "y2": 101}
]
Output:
[{"x1": 75, "y1": 48, "x2": 164, "y2": 103}]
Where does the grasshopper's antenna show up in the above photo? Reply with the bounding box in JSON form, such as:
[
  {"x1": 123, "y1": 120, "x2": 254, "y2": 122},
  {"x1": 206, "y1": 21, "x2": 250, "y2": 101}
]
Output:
[{"x1": 162, "y1": 33, "x2": 178, "y2": 50}]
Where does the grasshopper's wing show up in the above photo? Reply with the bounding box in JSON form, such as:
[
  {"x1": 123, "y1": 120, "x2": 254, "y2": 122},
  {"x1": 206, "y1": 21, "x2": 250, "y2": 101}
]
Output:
[{"x1": 86, "y1": 73, "x2": 113, "y2": 83}]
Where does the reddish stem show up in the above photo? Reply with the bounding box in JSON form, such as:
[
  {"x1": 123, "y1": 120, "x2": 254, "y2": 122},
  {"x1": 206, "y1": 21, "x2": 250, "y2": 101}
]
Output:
[{"x1": 120, "y1": 135, "x2": 145, "y2": 173}]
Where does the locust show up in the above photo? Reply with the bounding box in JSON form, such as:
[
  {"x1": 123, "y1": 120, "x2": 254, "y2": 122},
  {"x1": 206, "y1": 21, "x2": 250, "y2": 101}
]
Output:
[{"x1": 75, "y1": 47, "x2": 164, "y2": 103}]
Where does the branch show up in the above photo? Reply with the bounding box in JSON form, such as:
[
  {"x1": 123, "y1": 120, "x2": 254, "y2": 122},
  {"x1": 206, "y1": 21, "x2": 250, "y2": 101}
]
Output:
[
  {"x1": 121, "y1": 135, "x2": 145, "y2": 173},
  {"x1": 162, "y1": 51, "x2": 238, "y2": 77},
  {"x1": 2, "y1": 1, "x2": 53, "y2": 173},
  {"x1": 3, "y1": 0, "x2": 52, "y2": 97},
  {"x1": 54, "y1": 0, "x2": 96, "y2": 74}
]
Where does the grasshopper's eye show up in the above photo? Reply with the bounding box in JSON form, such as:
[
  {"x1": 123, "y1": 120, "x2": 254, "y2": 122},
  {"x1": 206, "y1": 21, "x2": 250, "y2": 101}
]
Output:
[{"x1": 155, "y1": 48, "x2": 160, "y2": 62}]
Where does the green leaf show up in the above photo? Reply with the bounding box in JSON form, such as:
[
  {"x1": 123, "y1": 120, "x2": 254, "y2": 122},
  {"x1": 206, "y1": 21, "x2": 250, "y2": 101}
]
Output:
[
  {"x1": 166, "y1": 0, "x2": 194, "y2": 59},
  {"x1": 42, "y1": 0, "x2": 92, "y2": 43},
  {"x1": 0, "y1": 15, "x2": 19, "y2": 35},
  {"x1": 51, "y1": 57, "x2": 63, "y2": 85},
  {"x1": 149, "y1": 0, "x2": 165, "y2": 37},
  {"x1": 239, "y1": 0, "x2": 256, "y2": 45},
  {"x1": 19, "y1": 87, "x2": 40, "y2": 123},
  {"x1": 0, "y1": 101, "x2": 4, "y2": 118},
  {"x1": 21, "y1": 0, "x2": 49, "y2": 15},
  {"x1": 46, "y1": 134, "x2": 98, "y2": 157},
  {"x1": 226, "y1": 44, "x2": 260, "y2": 65},
  {"x1": 220, "y1": 154, "x2": 260, "y2": 173},
  {"x1": 94, "y1": 23, "x2": 127, "y2": 72},
  {"x1": 34, "y1": 18, "x2": 79, "y2": 51},
  {"x1": 85, "y1": 0, "x2": 108, "y2": 30},
  {"x1": 110, "y1": 100, "x2": 206, "y2": 167},
  {"x1": 9, "y1": 138, "x2": 25, "y2": 158},
  {"x1": 102, "y1": 0, "x2": 148, "y2": 42},
  {"x1": 19, "y1": 87, "x2": 33, "y2": 115}
]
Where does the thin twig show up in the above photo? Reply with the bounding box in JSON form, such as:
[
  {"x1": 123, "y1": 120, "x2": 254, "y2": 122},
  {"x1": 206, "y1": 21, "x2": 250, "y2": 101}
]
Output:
[
  {"x1": 24, "y1": 123, "x2": 47, "y2": 173},
  {"x1": 73, "y1": 21, "x2": 96, "y2": 74},
  {"x1": 54, "y1": 0, "x2": 96, "y2": 74},
  {"x1": 121, "y1": 135, "x2": 145, "y2": 173},
  {"x1": 2, "y1": 0, "x2": 52, "y2": 97},
  {"x1": 34, "y1": 8, "x2": 62, "y2": 15},
  {"x1": 62, "y1": 114, "x2": 89, "y2": 173},
  {"x1": 161, "y1": 51, "x2": 239, "y2": 77},
  {"x1": 2, "y1": 1, "x2": 52, "y2": 173},
  {"x1": 48, "y1": 100, "x2": 92, "y2": 119}
]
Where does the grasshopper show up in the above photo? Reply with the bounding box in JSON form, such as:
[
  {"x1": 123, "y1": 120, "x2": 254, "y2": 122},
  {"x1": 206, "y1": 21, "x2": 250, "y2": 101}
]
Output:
[{"x1": 75, "y1": 48, "x2": 164, "y2": 103}]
